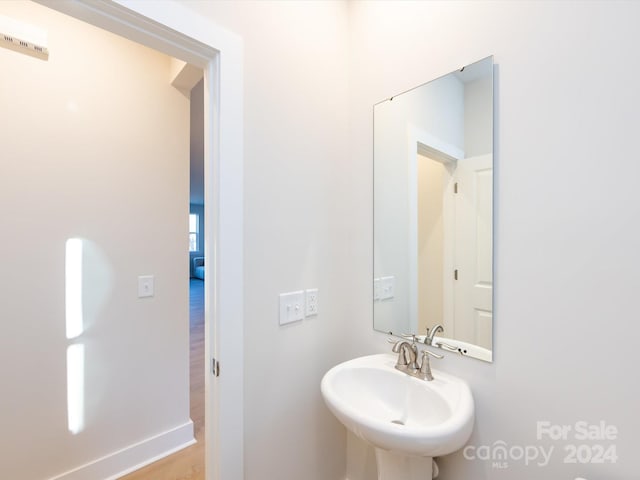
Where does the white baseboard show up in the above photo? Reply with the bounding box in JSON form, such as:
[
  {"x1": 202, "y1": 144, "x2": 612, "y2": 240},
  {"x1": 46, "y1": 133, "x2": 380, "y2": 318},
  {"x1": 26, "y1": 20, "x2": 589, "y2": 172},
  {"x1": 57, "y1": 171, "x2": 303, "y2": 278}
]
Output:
[{"x1": 49, "y1": 420, "x2": 196, "y2": 480}]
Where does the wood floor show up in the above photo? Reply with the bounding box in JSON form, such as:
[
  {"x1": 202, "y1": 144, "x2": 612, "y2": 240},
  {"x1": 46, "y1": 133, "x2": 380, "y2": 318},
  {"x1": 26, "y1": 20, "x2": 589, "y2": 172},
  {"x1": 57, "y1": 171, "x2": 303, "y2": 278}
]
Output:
[{"x1": 120, "y1": 279, "x2": 205, "y2": 480}]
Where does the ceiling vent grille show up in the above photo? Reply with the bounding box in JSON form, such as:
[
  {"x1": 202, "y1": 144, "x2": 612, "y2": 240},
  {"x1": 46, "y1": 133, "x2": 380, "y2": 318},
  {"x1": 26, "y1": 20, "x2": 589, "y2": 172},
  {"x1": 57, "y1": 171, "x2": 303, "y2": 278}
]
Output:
[{"x1": 0, "y1": 15, "x2": 49, "y2": 60}]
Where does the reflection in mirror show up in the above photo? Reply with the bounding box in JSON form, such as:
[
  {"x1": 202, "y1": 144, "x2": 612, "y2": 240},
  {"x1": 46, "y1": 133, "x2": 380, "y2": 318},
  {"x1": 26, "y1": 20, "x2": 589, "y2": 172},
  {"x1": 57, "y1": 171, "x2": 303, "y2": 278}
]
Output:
[{"x1": 373, "y1": 56, "x2": 494, "y2": 362}]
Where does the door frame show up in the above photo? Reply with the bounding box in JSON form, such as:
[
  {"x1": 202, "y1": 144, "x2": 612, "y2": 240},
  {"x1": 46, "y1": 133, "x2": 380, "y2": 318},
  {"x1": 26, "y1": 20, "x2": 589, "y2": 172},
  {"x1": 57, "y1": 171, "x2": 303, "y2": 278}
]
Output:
[
  {"x1": 406, "y1": 124, "x2": 462, "y2": 333},
  {"x1": 37, "y1": 2, "x2": 244, "y2": 479}
]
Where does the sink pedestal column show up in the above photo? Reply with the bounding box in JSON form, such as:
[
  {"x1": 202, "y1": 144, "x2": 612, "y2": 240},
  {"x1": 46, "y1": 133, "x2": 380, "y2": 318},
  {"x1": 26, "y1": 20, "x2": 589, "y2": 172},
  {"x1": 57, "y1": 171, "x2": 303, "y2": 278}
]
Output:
[{"x1": 375, "y1": 449, "x2": 433, "y2": 480}]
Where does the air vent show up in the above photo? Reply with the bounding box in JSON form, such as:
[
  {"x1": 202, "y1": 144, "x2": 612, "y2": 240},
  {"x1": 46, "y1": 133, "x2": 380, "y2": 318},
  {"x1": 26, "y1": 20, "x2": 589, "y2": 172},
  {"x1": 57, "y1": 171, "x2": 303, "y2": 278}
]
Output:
[{"x1": 0, "y1": 15, "x2": 49, "y2": 60}]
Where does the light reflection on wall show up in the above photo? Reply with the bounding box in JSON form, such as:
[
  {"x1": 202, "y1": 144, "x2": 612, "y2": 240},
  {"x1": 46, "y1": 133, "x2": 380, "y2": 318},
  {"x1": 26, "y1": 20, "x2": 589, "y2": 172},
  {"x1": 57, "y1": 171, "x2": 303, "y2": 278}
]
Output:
[
  {"x1": 65, "y1": 238, "x2": 85, "y2": 434},
  {"x1": 64, "y1": 238, "x2": 114, "y2": 435},
  {"x1": 66, "y1": 343, "x2": 85, "y2": 435},
  {"x1": 65, "y1": 238, "x2": 83, "y2": 340}
]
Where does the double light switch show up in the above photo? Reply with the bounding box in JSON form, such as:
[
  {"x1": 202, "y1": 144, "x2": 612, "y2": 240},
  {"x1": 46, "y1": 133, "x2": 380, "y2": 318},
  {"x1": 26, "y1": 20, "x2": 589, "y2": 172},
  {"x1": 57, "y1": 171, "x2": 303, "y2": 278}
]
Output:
[{"x1": 279, "y1": 289, "x2": 318, "y2": 325}]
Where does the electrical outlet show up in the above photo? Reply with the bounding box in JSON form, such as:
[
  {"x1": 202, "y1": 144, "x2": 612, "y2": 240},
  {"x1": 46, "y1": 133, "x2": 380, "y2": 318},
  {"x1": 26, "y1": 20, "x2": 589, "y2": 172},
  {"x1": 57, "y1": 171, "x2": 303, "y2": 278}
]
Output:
[{"x1": 305, "y1": 288, "x2": 318, "y2": 316}]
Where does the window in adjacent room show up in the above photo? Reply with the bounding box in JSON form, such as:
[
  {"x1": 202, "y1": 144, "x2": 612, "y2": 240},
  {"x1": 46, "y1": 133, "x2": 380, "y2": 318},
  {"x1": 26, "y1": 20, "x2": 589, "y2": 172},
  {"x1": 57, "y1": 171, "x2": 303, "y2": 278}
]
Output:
[{"x1": 189, "y1": 213, "x2": 199, "y2": 252}]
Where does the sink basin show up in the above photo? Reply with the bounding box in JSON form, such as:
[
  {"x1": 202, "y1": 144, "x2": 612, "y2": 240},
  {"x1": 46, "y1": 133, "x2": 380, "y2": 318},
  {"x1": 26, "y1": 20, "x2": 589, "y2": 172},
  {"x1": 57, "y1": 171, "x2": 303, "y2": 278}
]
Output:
[{"x1": 321, "y1": 353, "x2": 474, "y2": 458}]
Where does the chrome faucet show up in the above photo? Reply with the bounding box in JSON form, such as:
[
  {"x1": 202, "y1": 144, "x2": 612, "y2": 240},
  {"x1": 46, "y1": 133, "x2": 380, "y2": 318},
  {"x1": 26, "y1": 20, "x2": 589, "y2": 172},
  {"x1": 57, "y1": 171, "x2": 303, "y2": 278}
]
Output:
[
  {"x1": 391, "y1": 340, "x2": 419, "y2": 371},
  {"x1": 424, "y1": 324, "x2": 444, "y2": 346},
  {"x1": 390, "y1": 337, "x2": 443, "y2": 381}
]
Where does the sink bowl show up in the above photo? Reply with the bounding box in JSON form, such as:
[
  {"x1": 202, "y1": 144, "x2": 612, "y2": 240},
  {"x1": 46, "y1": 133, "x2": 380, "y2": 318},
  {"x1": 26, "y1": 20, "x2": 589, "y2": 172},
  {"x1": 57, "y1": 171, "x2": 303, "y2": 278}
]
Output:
[{"x1": 321, "y1": 353, "x2": 474, "y2": 457}]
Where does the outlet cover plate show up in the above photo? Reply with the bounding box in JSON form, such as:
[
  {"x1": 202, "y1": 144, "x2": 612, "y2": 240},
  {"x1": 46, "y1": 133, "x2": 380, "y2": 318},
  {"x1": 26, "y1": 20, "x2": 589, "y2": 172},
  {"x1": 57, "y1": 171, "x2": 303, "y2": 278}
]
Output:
[{"x1": 305, "y1": 288, "x2": 318, "y2": 316}]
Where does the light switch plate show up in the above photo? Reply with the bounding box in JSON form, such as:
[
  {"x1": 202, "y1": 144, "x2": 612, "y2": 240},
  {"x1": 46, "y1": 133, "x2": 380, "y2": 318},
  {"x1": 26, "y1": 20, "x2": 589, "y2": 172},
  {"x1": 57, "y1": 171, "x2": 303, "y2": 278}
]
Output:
[
  {"x1": 279, "y1": 291, "x2": 304, "y2": 325},
  {"x1": 373, "y1": 278, "x2": 381, "y2": 301},
  {"x1": 138, "y1": 275, "x2": 154, "y2": 298},
  {"x1": 379, "y1": 276, "x2": 395, "y2": 300}
]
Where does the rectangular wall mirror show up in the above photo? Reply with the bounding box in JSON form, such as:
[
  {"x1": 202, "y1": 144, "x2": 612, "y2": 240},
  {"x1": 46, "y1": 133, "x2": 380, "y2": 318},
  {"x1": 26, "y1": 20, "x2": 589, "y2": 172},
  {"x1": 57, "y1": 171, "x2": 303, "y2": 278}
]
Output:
[{"x1": 373, "y1": 56, "x2": 494, "y2": 362}]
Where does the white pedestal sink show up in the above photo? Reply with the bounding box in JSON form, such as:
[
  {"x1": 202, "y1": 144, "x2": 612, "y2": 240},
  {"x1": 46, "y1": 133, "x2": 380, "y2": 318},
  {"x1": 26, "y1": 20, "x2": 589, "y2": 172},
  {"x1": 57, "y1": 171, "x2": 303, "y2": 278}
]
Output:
[{"x1": 321, "y1": 354, "x2": 474, "y2": 480}]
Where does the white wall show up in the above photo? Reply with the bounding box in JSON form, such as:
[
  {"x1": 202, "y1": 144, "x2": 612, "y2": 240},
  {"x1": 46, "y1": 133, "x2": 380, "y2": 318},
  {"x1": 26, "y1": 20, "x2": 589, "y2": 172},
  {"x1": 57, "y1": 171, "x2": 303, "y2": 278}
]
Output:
[
  {"x1": 0, "y1": 2, "x2": 190, "y2": 478},
  {"x1": 190, "y1": 78, "x2": 205, "y2": 205},
  {"x1": 465, "y1": 73, "x2": 493, "y2": 158},
  {"x1": 348, "y1": 1, "x2": 640, "y2": 479},
  {"x1": 181, "y1": 2, "x2": 351, "y2": 479}
]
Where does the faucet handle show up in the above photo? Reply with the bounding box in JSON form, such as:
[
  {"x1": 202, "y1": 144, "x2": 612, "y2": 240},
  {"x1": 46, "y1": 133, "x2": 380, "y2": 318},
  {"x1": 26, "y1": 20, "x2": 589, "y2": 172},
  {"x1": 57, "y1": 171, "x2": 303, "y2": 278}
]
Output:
[
  {"x1": 418, "y1": 349, "x2": 443, "y2": 381},
  {"x1": 422, "y1": 349, "x2": 444, "y2": 360},
  {"x1": 400, "y1": 333, "x2": 418, "y2": 344}
]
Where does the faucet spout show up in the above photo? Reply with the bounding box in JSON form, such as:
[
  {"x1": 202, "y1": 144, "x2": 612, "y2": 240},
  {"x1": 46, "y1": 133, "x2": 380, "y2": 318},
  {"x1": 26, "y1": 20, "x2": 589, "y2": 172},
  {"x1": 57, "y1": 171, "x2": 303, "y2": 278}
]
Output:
[
  {"x1": 402, "y1": 342, "x2": 419, "y2": 371},
  {"x1": 390, "y1": 337, "x2": 443, "y2": 381},
  {"x1": 425, "y1": 324, "x2": 444, "y2": 346},
  {"x1": 391, "y1": 341, "x2": 418, "y2": 371}
]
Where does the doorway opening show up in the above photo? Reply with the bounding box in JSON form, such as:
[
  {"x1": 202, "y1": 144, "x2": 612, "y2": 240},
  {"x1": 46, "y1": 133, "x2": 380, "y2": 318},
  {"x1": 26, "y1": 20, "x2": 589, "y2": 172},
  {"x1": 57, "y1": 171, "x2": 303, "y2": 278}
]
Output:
[{"x1": 119, "y1": 69, "x2": 207, "y2": 480}]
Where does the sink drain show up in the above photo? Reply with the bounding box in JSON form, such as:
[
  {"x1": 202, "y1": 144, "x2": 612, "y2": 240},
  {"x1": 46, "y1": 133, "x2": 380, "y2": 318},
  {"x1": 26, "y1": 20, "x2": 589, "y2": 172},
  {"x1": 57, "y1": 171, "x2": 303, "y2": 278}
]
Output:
[{"x1": 391, "y1": 419, "x2": 405, "y2": 425}]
